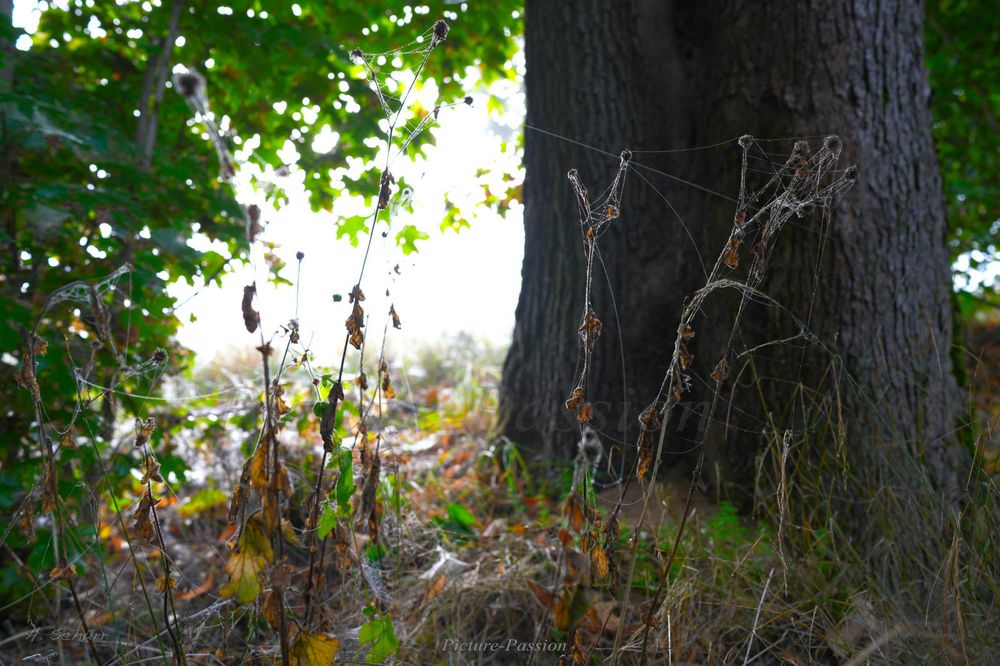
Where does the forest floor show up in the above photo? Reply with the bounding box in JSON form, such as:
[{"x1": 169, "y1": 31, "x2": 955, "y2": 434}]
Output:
[{"x1": 3, "y1": 318, "x2": 998, "y2": 665}]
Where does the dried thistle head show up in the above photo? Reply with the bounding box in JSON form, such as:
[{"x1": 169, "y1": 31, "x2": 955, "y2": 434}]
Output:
[
  {"x1": 432, "y1": 19, "x2": 450, "y2": 46},
  {"x1": 173, "y1": 69, "x2": 205, "y2": 100},
  {"x1": 578, "y1": 426, "x2": 602, "y2": 466}
]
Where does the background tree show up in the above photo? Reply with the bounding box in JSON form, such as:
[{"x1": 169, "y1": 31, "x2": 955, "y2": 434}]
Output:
[
  {"x1": 500, "y1": 0, "x2": 971, "y2": 525},
  {"x1": 926, "y1": 0, "x2": 1000, "y2": 315}
]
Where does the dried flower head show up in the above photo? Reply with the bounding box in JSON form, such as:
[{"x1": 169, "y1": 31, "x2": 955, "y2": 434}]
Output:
[
  {"x1": 432, "y1": 19, "x2": 450, "y2": 46},
  {"x1": 173, "y1": 69, "x2": 205, "y2": 100}
]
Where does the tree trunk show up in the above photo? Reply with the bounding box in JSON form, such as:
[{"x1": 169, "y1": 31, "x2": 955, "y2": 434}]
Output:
[{"x1": 501, "y1": 0, "x2": 968, "y2": 505}]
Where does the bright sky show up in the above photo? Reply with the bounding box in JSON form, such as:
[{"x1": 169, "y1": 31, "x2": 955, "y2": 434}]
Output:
[{"x1": 170, "y1": 69, "x2": 526, "y2": 364}]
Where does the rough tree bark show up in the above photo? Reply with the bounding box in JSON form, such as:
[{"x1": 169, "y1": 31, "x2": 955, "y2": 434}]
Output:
[{"x1": 500, "y1": 1, "x2": 968, "y2": 504}]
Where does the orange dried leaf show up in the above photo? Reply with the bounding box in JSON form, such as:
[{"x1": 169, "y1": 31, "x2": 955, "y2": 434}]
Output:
[
  {"x1": 564, "y1": 387, "x2": 585, "y2": 414},
  {"x1": 527, "y1": 580, "x2": 555, "y2": 610},
  {"x1": 155, "y1": 574, "x2": 177, "y2": 594},
  {"x1": 724, "y1": 237, "x2": 741, "y2": 269},
  {"x1": 591, "y1": 545, "x2": 609, "y2": 579},
  {"x1": 250, "y1": 438, "x2": 270, "y2": 492},
  {"x1": 426, "y1": 574, "x2": 446, "y2": 602}
]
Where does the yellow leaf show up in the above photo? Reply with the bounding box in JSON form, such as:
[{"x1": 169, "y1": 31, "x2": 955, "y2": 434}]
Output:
[
  {"x1": 220, "y1": 514, "x2": 274, "y2": 604},
  {"x1": 591, "y1": 545, "x2": 609, "y2": 579},
  {"x1": 289, "y1": 630, "x2": 341, "y2": 666}
]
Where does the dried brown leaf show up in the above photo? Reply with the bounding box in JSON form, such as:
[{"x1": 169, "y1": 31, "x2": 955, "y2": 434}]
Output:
[{"x1": 242, "y1": 283, "x2": 259, "y2": 333}]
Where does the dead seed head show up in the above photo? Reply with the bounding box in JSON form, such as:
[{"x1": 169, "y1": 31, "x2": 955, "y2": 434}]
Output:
[
  {"x1": 464, "y1": 95, "x2": 473, "y2": 106},
  {"x1": 619, "y1": 148, "x2": 632, "y2": 165},
  {"x1": 349, "y1": 48, "x2": 364, "y2": 63},
  {"x1": 824, "y1": 135, "x2": 842, "y2": 152},
  {"x1": 432, "y1": 19, "x2": 450, "y2": 46},
  {"x1": 844, "y1": 165, "x2": 858, "y2": 180},
  {"x1": 578, "y1": 426, "x2": 602, "y2": 466},
  {"x1": 173, "y1": 69, "x2": 205, "y2": 99},
  {"x1": 295, "y1": 251, "x2": 305, "y2": 261},
  {"x1": 738, "y1": 134, "x2": 753, "y2": 149},
  {"x1": 792, "y1": 140, "x2": 810, "y2": 156},
  {"x1": 152, "y1": 348, "x2": 168, "y2": 364}
]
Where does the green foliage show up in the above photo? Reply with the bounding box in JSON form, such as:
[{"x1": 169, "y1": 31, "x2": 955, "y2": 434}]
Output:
[
  {"x1": 925, "y1": 0, "x2": 1000, "y2": 307},
  {"x1": 701, "y1": 500, "x2": 750, "y2": 558},
  {"x1": 358, "y1": 605, "x2": 400, "y2": 664}
]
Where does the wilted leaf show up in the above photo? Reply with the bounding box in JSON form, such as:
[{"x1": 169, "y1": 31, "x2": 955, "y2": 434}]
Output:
[
  {"x1": 724, "y1": 237, "x2": 741, "y2": 269},
  {"x1": 528, "y1": 580, "x2": 555, "y2": 609},
  {"x1": 377, "y1": 170, "x2": 395, "y2": 210},
  {"x1": 262, "y1": 589, "x2": 282, "y2": 630},
  {"x1": 591, "y1": 544, "x2": 609, "y2": 579},
  {"x1": 134, "y1": 417, "x2": 156, "y2": 448},
  {"x1": 155, "y1": 574, "x2": 177, "y2": 594},
  {"x1": 553, "y1": 583, "x2": 589, "y2": 631},
  {"x1": 242, "y1": 283, "x2": 259, "y2": 333},
  {"x1": 425, "y1": 574, "x2": 446, "y2": 602},
  {"x1": 250, "y1": 438, "x2": 270, "y2": 493},
  {"x1": 565, "y1": 495, "x2": 585, "y2": 532},
  {"x1": 220, "y1": 514, "x2": 274, "y2": 604},
  {"x1": 132, "y1": 490, "x2": 155, "y2": 542},
  {"x1": 289, "y1": 629, "x2": 340, "y2": 666},
  {"x1": 565, "y1": 387, "x2": 585, "y2": 414}
]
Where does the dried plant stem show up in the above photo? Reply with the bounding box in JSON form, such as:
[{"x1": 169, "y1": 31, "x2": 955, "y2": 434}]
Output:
[{"x1": 744, "y1": 567, "x2": 775, "y2": 665}]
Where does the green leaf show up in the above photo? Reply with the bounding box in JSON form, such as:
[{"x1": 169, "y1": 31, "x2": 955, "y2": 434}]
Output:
[
  {"x1": 336, "y1": 214, "x2": 370, "y2": 245},
  {"x1": 316, "y1": 504, "x2": 338, "y2": 540},
  {"x1": 395, "y1": 224, "x2": 429, "y2": 255},
  {"x1": 446, "y1": 503, "x2": 478, "y2": 530},
  {"x1": 358, "y1": 607, "x2": 399, "y2": 664}
]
